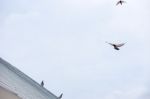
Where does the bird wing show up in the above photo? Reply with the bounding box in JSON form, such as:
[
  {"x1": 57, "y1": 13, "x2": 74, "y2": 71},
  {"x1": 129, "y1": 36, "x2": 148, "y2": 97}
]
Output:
[
  {"x1": 116, "y1": 1, "x2": 120, "y2": 5},
  {"x1": 122, "y1": 0, "x2": 126, "y2": 3},
  {"x1": 116, "y1": 43, "x2": 125, "y2": 47},
  {"x1": 106, "y1": 42, "x2": 114, "y2": 46}
]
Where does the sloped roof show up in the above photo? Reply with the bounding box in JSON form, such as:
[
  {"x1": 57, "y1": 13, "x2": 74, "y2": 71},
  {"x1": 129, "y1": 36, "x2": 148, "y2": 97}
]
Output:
[{"x1": 0, "y1": 58, "x2": 58, "y2": 99}]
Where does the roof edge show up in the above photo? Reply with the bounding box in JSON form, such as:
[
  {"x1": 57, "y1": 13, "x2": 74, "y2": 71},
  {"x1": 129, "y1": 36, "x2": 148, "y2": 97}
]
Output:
[{"x1": 0, "y1": 57, "x2": 58, "y2": 99}]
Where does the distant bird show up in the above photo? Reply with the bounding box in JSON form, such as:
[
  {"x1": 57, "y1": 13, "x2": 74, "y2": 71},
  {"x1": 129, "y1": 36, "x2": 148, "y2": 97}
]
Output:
[
  {"x1": 41, "y1": 80, "x2": 44, "y2": 87},
  {"x1": 116, "y1": 0, "x2": 126, "y2": 5},
  {"x1": 106, "y1": 42, "x2": 125, "y2": 50},
  {"x1": 58, "y1": 93, "x2": 63, "y2": 99}
]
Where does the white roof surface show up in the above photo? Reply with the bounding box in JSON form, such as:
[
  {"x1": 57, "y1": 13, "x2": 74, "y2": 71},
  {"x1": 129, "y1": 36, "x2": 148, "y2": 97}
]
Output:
[
  {"x1": 0, "y1": 86, "x2": 22, "y2": 99},
  {"x1": 0, "y1": 58, "x2": 58, "y2": 99}
]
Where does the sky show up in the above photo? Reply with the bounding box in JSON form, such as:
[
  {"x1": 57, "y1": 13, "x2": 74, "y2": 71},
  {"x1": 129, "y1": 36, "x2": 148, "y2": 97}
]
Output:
[{"x1": 0, "y1": 0, "x2": 150, "y2": 99}]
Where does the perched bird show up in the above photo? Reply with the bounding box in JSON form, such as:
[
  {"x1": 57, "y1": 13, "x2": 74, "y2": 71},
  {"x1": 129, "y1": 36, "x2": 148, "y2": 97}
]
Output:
[
  {"x1": 116, "y1": 0, "x2": 126, "y2": 5},
  {"x1": 41, "y1": 80, "x2": 44, "y2": 87},
  {"x1": 106, "y1": 42, "x2": 125, "y2": 50},
  {"x1": 58, "y1": 93, "x2": 63, "y2": 99}
]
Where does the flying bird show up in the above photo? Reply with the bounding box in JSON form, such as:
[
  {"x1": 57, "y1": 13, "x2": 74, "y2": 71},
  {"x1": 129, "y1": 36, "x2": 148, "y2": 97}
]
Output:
[
  {"x1": 58, "y1": 93, "x2": 63, "y2": 99},
  {"x1": 106, "y1": 42, "x2": 125, "y2": 50},
  {"x1": 41, "y1": 80, "x2": 44, "y2": 87},
  {"x1": 116, "y1": 0, "x2": 126, "y2": 5}
]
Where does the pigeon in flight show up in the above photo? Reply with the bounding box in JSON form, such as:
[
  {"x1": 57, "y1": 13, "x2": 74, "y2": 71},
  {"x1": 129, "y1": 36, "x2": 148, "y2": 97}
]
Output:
[
  {"x1": 41, "y1": 80, "x2": 44, "y2": 87},
  {"x1": 116, "y1": 0, "x2": 126, "y2": 5},
  {"x1": 58, "y1": 93, "x2": 63, "y2": 99},
  {"x1": 106, "y1": 42, "x2": 125, "y2": 50}
]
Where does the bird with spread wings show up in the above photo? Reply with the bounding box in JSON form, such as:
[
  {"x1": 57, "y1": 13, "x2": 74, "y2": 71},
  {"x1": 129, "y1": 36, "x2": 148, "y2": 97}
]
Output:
[
  {"x1": 106, "y1": 42, "x2": 125, "y2": 50},
  {"x1": 116, "y1": 0, "x2": 126, "y2": 5}
]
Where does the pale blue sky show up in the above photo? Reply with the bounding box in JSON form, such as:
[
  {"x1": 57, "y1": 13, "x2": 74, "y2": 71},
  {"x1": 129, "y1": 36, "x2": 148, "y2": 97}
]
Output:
[{"x1": 0, "y1": 0, "x2": 150, "y2": 99}]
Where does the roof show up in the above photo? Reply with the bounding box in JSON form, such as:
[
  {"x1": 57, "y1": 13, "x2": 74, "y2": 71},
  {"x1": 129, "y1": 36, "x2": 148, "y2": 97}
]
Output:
[{"x1": 0, "y1": 58, "x2": 58, "y2": 99}]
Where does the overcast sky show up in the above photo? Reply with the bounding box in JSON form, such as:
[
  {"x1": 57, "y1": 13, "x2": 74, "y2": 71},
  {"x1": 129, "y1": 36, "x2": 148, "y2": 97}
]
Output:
[{"x1": 0, "y1": 0, "x2": 150, "y2": 99}]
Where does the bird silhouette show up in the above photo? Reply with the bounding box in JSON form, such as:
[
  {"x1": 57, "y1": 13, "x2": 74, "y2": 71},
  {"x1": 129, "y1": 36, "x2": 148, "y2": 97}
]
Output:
[
  {"x1": 58, "y1": 93, "x2": 63, "y2": 99},
  {"x1": 41, "y1": 80, "x2": 44, "y2": 87},
  {"x1": 106, "y1": 42, "x2": 125, "y2": 50},
  {"x1": 116, "y1": 0, "x2": 126, "y2": 5}
]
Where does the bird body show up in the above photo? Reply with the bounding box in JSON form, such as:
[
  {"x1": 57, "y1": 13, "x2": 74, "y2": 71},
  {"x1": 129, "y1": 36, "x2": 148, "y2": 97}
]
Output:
[
  {"x1": 114, "y1": 45, "x2": 120, "y2": 50},
  {"x1": 41, "y1": 81, "x2": 44, "y2": 87},
  {"x1": 58, "y1": 93, "x2": 63, "y2": 99},
  {"x1": 116, "y1": 0, "x2": 126, "y2": 5}
]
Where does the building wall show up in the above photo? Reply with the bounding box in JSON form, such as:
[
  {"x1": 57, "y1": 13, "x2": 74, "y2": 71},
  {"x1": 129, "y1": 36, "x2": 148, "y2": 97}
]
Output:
[{"x1": 0, "y1": 58, "x2": 58, "y2": 99}]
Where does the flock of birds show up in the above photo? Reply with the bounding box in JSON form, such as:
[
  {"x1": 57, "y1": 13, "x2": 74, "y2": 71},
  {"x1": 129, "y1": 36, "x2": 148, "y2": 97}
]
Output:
[
  {"x1": 107, "y1": 0, "x2": 126, "y2": 50},
  {"x1": 39, "y1": 0, "x2": 126, "y2": 99}
]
